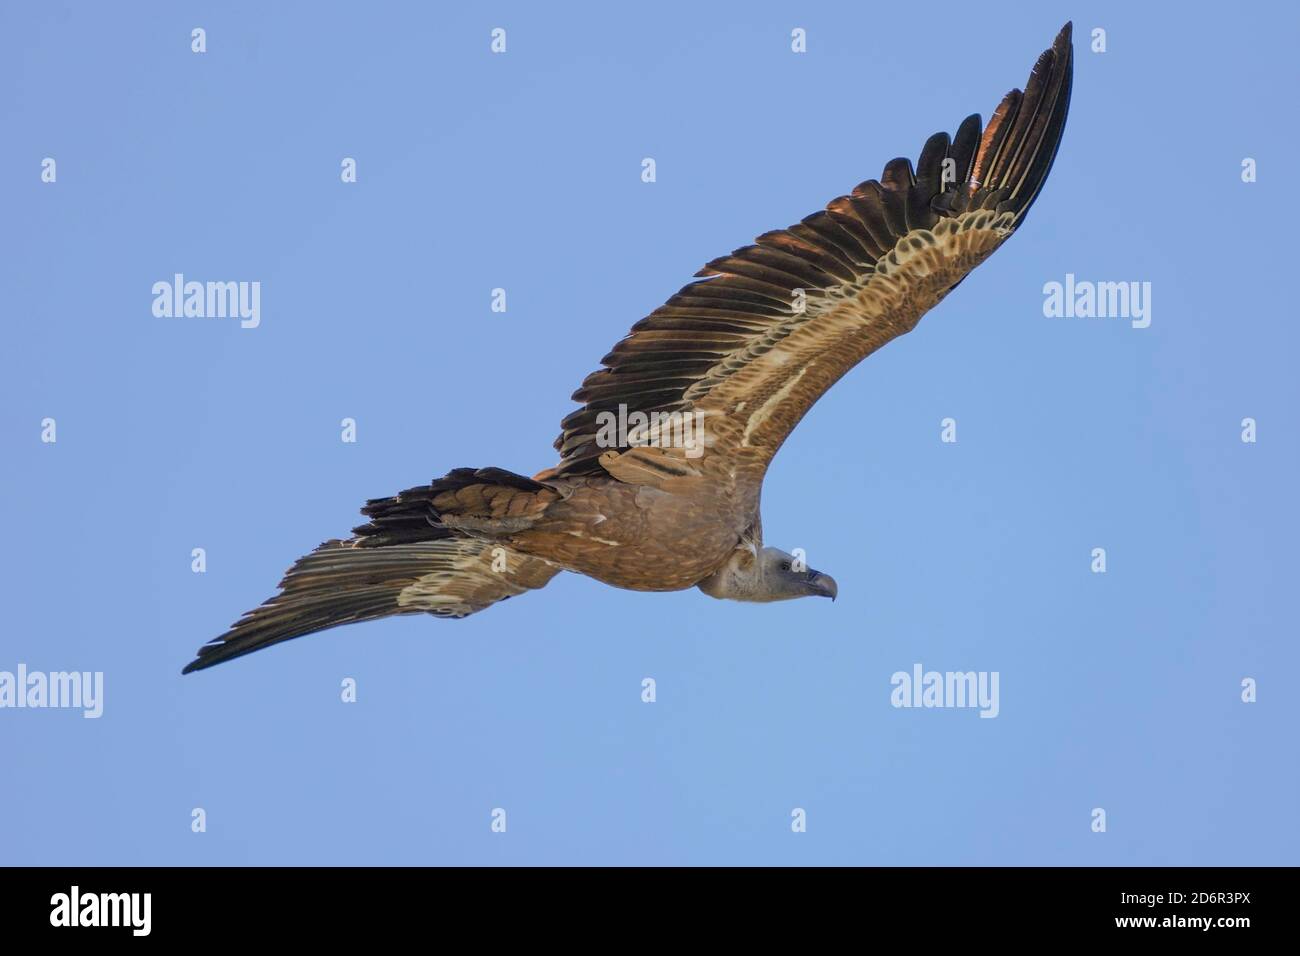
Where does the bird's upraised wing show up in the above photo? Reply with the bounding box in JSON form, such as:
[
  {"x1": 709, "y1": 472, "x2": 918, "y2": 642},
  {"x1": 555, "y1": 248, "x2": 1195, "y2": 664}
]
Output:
[{"x1": 549, "y1": 23, "x2": 1072, "y2": 480}]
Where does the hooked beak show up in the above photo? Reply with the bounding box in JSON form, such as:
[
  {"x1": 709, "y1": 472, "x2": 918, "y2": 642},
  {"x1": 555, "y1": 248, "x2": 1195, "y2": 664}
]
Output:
[{"x1": 807, "y1": 570, "x2": 838, "y2": 601}]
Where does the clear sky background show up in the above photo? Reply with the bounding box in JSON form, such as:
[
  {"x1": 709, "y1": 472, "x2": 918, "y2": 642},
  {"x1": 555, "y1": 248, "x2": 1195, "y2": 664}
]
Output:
[{"x1": 2, "y1": 1, "x2": 1296, "y2": 865}]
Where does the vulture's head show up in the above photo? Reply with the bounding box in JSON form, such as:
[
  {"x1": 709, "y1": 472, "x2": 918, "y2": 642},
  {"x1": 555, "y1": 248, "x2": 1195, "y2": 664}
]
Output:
[{"x1": 697, "y1": 546, "x2": 838, "y2": 604}]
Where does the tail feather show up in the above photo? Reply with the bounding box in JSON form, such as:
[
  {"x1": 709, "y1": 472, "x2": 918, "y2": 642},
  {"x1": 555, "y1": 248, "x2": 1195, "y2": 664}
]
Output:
[{"x1": 353, "y1": 466, "x2": 561, "y2": 547}]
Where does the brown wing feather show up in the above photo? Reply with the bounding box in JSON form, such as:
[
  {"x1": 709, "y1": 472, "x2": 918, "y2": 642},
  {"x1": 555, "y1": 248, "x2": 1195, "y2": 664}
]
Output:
[
  {"x1": 184, "y1": 465, "x2": 565, "y2": 673},
  {"x1": 549, "y1": 22, "x2": 1072, "y2": 479},
  {"x1": 182, "y1": 537, "x2": 559, "y2": 673}
]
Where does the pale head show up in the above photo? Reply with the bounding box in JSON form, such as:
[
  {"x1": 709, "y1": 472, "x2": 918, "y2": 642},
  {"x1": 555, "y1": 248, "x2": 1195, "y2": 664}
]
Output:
[{"x1": 697, "y1": 546, "x2": 838, "y2": 603}]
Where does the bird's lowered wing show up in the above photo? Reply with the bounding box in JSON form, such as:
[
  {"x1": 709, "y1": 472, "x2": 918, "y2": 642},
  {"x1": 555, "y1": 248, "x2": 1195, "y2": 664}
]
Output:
[
  {"x1": 183, "y1": 536, "x2": 559, "y2": 673},
  {"x1": 548, "y1": 23, "x2": 1072, "y2": 479}
]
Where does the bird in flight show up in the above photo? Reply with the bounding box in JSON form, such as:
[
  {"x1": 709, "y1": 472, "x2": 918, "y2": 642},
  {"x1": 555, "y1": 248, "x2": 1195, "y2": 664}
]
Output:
[{"x1": 184, "y1": 23, "x2": 1073, "y2": 673}]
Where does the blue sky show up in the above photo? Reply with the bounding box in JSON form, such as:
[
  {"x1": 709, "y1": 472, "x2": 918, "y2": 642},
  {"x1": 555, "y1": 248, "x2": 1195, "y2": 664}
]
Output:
[{"x1": 1, "y1": 0, "x2": 1296, "y2": 865}]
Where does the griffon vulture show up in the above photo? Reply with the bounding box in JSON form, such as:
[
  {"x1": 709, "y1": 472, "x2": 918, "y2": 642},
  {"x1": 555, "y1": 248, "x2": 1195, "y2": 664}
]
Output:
[{"x1": 184, "y1": 23, "x2": 1073, "y2": 673}]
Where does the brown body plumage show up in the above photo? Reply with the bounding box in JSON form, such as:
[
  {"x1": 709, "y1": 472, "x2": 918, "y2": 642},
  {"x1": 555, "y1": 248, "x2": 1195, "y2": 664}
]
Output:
[{"x1": 184, "y1": 24, "x2": 1073, "y2": 674}]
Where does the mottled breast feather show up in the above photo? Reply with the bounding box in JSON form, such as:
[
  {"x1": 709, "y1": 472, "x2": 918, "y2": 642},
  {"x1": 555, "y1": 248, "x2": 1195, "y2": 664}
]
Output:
[{"x1": 548, "y1": 23, "x2": 1072, "y2": 480}]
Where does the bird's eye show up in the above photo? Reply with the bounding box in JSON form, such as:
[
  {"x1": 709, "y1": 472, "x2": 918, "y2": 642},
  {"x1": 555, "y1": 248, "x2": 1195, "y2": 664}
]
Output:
[{"x1": 780, "y1": 562, "x2": 790, "y2": 572}]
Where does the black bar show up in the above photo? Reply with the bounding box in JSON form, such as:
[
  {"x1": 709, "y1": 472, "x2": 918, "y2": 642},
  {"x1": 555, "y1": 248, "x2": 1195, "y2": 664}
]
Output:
[{"x1": 0, "y1": 866, "x2": 1280, "y2": 940}]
